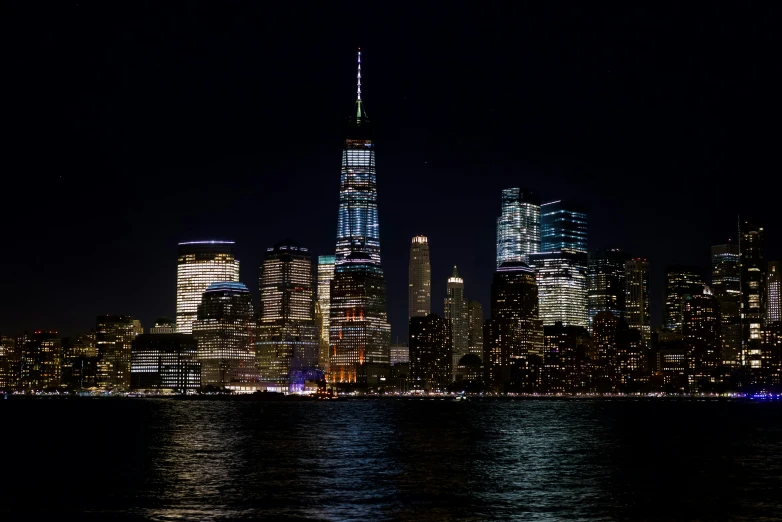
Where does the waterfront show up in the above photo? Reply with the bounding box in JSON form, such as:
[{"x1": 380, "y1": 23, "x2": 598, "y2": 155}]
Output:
[{"x1": 3, "y1": 400, "x2": 782, "y2": 521}]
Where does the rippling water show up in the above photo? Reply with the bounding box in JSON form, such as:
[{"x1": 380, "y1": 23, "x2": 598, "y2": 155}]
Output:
[{"x1": 3, "y1": 398, "x2": 782, "y2": 521}]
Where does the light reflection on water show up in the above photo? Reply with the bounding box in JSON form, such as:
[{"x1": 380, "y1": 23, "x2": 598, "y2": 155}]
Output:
[{"x1": 3, "y1": 399, "x2": 782, "y2": 521}]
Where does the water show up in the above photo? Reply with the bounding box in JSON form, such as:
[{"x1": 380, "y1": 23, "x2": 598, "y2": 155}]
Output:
[{"x1": 3, "y1": 398, "x2": 782, "y2": 521}]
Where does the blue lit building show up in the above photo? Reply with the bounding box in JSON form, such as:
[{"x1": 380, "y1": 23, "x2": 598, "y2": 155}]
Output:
[
  {"x1": 496, "y1": 188, "x2": 540, "y2": 266},
  {"x1": 329, "y1": 51, "x2": 391, "y2": 387},
  {"x1": 541, "y1": 201, "x2": 587, "y2": 253}
]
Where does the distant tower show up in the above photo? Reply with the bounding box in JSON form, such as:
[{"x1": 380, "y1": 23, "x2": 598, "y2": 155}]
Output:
[
  {"x1": 529, "y1": 250, "x2": 588, "y2": 328},
  {"x1": 769, "y1": 261, "x2": 781, "y2": 324},
  {"x1": 496, "y1": 188, "x2": 540, "y2": 266},
  {"x1": 256, "y1": 242, "x2": 318, "y2": 390},
  {"x1": 739, "y1": 218, "x2": 766, "y2": 368},
  {"x1": 192, "y1": 282, "x2": 256, "y2": 387},
  {"x1": 711, "y1": 243, "x2": 741, "y2": 365},
  {"x1": 624, "y1": 258, "x2": 651, "y2": 342},
  {"x1": 444, "y1": 266, "x2": 468, "y2": 378},
  {"x1": 664, "y1": 265, "x2": 705, "y2": 333},
  {"x1": 540, "y1": 200, "x2": 587, "y2": 252},
  {"x1": 317, "y1": 255, "x2": 336, "y2": 343},
  {"x1": 467, "y1": 300, "x2": 484, "y2": 358},
  {"x1": 588, "y1": 249, "x2": 631, "y2": 330},
  {"x1": 176, "y1": 241, "x2": 240, "y2": 334},
  {"x1": 682, "y1": 287, "x2": 721, "y2": 386},
  {"x1": 408, "y1": 236, "x2": 431, "y2": 319},
  {"x1": 329, "y1": 50, "x2": 391, "y2": 386}
]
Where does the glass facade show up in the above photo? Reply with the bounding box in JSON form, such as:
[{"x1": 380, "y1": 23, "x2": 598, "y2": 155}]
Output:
[
  {"x1": 588, "y1": 249, "x2": 631, "y2": 330},
  {"x1": 540, "y1": 201, "x2": 587, "y2": 253},
  {"x1": 529, "y1": 250, "x2": 588, "y2": 328},
  {"x1": 624, "y1": 258, "x2": 651, "y2": 342},
  {"x1": 408, "y1": 235, "x2": 431, "y2": 319},
  {"x1": 496, "y1": 188, "x2": 540, "y2": 266},
  {"x1": 176, "y1": 241, "x2": 239, "y2": 334},
  {"x1": 711, "y1": 244, "x2": 741, "y2": 365},
  {"x1": 739, "y1": 219, "x2": 766, "y2": 367},
  {"x1": 130, "y1": 333, "x2": 201, "y2": 392},
  {"x1": 664, "y1": 265, "x2": 705, "y2": 333},
  {"x1": 444, "y1": 266, "x2": 468, "y2": 379},
  {"x1": 256, "y1": 242, "x2": 318, "y2": 389},
  {"x1": 192, "y1": 282, "x2": 257, "y2": 387},
  {"x1": 317, "y1": 255, "x2": 336, "y2": 343},
  {"x1": 329, "y1": 52, "x2": 390, "y2": 386},
  {"x1": 769, "y1": 261, "x2": 781, "y2": 324}
]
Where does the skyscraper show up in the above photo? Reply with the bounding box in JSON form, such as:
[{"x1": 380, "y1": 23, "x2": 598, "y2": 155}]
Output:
[
  {"x1": 256, "y1": 242, "x2": 318, "y2": 389},
  {"x1": 317, "y1": 255, "x2": 336, "y2": 343},
  {"x1": 496, "y1": 188, "x2": 540, "y2": 266},
  {"x1": 130, "y1": 333, "x2": 201, "y2": 393},
  {"x1": 96, "y1": 315, "x2": 142, "y2": 390},
  {"x1": 767, "y1": 261, "x2": 780, "y2": 324},
  {"x1": 329, "y1": 51, "x2": 390, "y2": 386},
  {"x1": 682, "y1": 287, "x2": 721, "y2": 389},
  {"x1": 484, "y1": 262, "x2": 543, "y2": 391},
  {"x1": 192, "y1": 282, "x2": 256, "y2": 387},
  {"x1": 739, "y1": 219, "x2": 766, "y2": 368},
  {"x1": 176, "y1": 241, "x2": 240, "y2": 334},
  {"x1": 408, "y1": 236, "x2": 431, "y2": 319},
  {"x1": 409, "y1": 314, "x2": 451, "y2": 392},
  {"x1": 467, "y1": 300, "x2": 484, "y2": 358},
  {"x1": 540, "y1": 201, "x2": 587, "y2": 252},
  {"x1": 625, "y1": 258, "x2": 651, "y2": 341},
  {"x1": 529, "y1": 250, "x2": 588, "y2": 328},
  {"x1": 663, "y1": 265, "x2": 704, "y2": 333},
  {"x1": 588, "y1": 249, "x2": 631, "y2": 329},
  {"x1": 444, "y1": 265, "x2": 468, "y2": 378},
  {"x1": 712, "y1": 243, "x2": 741, "y2": 365},
  {"x1": 20, "y1": 331, "x2": 62, "y2": 391}
]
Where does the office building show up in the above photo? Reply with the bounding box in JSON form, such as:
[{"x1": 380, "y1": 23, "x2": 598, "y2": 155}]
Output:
[
  {"x1": 176, "y1": 241, "x2": 240, "y2": 334},
  {"x1": 540, "y1": 201, "x2": 587, "y2": 253},
  {"x1": 409, "y1": 314, "x2": 451, "y2": 392},
  {"x1": 329, "y1": 51, "x2": 390, "y2": 386},
  {"x1": 739, "y1": 219, "x2": 766, "y2": 367},
  {"x1": 588, "y1": 249, "x2": 630, "y2": 329},
  {"x1": 768, "y1": 261, "x2": 781, "y2": 324},
  {"x1": 150, "y1": 318, "x2": 175, "y2": 334},
  {"x1": 390, "y1": 343, "x2": 410, "y2": 365},
  {"x1": 20, "y1": 331, "x2": 62, "y2": 391},
  {"x1": 192, "y1": 282, "x2": 256, "y2": 387},
  {"x1": 682, "y1": 287, "x2": 721, "y2": 388},
  {"x1": 529, "y1": 249, "x2": 588, "y2": 328},
  {"x1": 317, "y1": 255, "x2": 336, "y2": 343},
  {"x1": 711, "y1": 243, "x2": 741, "y2": 365},
  {"x1": 625, "y1": 258, "x2": 651, "y2": 341},
  {"x1": 0, "y1": 336, "x2": 19, "y2": 391},
  {"x1": 130, "y1": 333, "x2": 201, "y2": 392},
  {"x1": 467, "y1": 300, "x2": 484, "y2": 358},
  {"x1": 664, "y1": 265, "x2": 704, "y2": 333},
  {"x1": 256, "y1": 242, "x2": 318, "y2": 388},
  {"x1": 543, "y1": 322, "x2": 590, "y2": 393},
  {"x1": 408, "y1": 236, "x2": 431, "y2": 319},
  {"x1": 96, "y1": 315, "x2": 142, "y2": 390},
  {"x1": 445, "y1": 266, "x2": 468, "y2": 378},
  {"x1": 484, "y1": 262, "x2": 543, "y2": 391},
  {"x1": 496, "y1": 188, "x2": 540, "y2": 266}
]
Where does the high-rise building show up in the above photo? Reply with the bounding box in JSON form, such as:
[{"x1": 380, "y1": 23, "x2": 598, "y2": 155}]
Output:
[
  {"x1": 711, "y1": 243, "x2": 741, "y2": 365},
  {"x1": 496, "y1": 188, "x2": 540, "y2": 266},
  {"x1": 739, "y1": 219, "x2": 766, "y2": 368},
  {"x1": 467, "y1": 300, "x2": 484, "y2": 359},
  {"x1": 192, "y1": 282, "x2": 256, "y2": 387},
  {"x1": 588, "y1": 249, "x2": 631, "y2": 329},
  {"x1": 390, "y1": 343, "x2": 410, "y2": 365},
  {"x1": 329, "y1": 51, "x2": 390, "y2": 387},
  {"x1": 484, "y1": 262, "x2": 543, "y2": 391},
  {"x1": 96, "y1": 315, "x2": 142, "y2": 390},
  {"x1": 408, "y1": 236, "x2": 431, "y2": 319},
  {"x1": 767, "y1": 261, "x2": 781, "y2": 324},
  {"x1": 176, "y1": 241, "x2": 240, "y2": 334},
  {"x1": 409, "y1": 314, "x2": 451, "y2": 392},
  {"x1": 664, "y1": 265, "x2": 704, "y2": 333},
  {"x1": 317, "y1": 255, "x2": 336, "y2": 343},
  {"x1": 682, "y1": 287, "x2": 721, "y2": 389},
  {"x1": 444, "y1": 266, "x2": 468, "y2": 379},
  {"x1": 543, "y1": 322, "x2": 590, "y2": 393},
  {"x1": 0, "y1": 335, "x2": 19, "y2": 391},
  {"x1": 20, "y1": 331, "x2": 62, "y2": 391},
  {"x1": 150, "y1": 317, "x2": 176, "y2": 335},
  {"x1": 130, "y1": 334, "x2": 201, "y2": 393},
  {"x1": 625, "y1": 258, "x2": 651, "y2": 342},
  {"x1": 529, "y1": 250, "x2": 588, "y2": 328},
  {"x1": 315, "y1": 302, "x2": 329, "y2": 372},
  {"x1": 256, "y1": 242, "x2": 318, "y2": 389},
  {"x1": 540, "y1": 201, "x2": 587, "y2": 253}
]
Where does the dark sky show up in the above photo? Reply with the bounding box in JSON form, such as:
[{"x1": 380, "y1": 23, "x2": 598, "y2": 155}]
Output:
[{"x1": 5, "y1": 2, "x2": 781, "y2": 340}]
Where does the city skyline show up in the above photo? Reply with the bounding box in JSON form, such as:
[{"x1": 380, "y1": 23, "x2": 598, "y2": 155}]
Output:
[{"x1": 4, "y1": 4, "x2": 781, "y2": 344}]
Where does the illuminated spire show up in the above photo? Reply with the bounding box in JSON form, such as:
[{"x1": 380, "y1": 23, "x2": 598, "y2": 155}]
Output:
[
  {"x1": 354, "y1": 48, "x2": 367, "y2": 121},
  {"x1": 357, "y1": 48, "x2": 362, "y2": 101}
]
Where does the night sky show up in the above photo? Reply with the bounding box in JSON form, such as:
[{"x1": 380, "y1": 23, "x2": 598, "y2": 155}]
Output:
[{"x1": 5, "y1": 3, "x2": 780, "y2": 340}]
